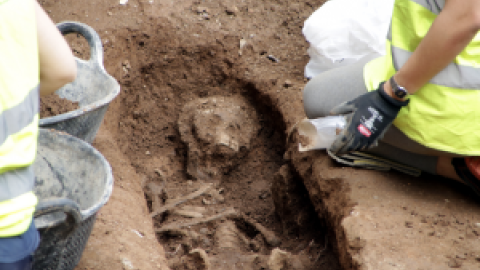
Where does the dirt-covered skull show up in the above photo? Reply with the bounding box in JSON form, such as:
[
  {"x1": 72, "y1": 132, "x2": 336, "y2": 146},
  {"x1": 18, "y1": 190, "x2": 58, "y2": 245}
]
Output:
[{"x1": 178, "y1": 95, "x2": 259, "y2": 180}]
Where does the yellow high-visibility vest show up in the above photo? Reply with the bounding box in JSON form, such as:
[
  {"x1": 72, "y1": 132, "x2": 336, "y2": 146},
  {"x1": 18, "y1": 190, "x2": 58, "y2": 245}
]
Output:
[
  {"x1": 364, "y1": 0, "x2": 480, "y2": 155},
  {"x1": 0, "y1": 0, "x2": 40, "y2": 236}
]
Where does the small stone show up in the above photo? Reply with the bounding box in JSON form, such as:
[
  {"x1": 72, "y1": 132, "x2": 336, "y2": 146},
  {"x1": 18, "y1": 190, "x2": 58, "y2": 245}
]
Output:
[
  {"x1": 239, "y1": 38, "x2": 247, "y2": 49},
  {"x1": 186, "y1": 180, "x2": 193, "y2": 186},
  {"x1": 283, "y1": 80, "x2": 293, "y2": 87},
  {"x1": 249, "y1": 239, "x2": 261, "y2": 252},
  {"x1": 199, "y1": 228, "x2": 209, "y2": 235},
  {"x1": 405, "y1": 221, "x2": 413, "y2": 228},
  {"x1": 474, "y1": 223, "x2": 480, "y2": 228},
  {"x1": 349, "y1": 237, "x2": 366, "y2": 250},
  {"x1": 202, "y1": 238, "x2": 212, "y2": 247},
  {"x1": 447, "y1": 258, "x2": 462, "y2": 268},
  {"x1": 122, "y1": 60, "x2": 131, "y2": 69},
  {"x1": 121, "y1": 258, "x2": 134, "y2": 270},
  {"x1": 225, "y1": 6, "x2": 239, "y2": 15},
  {"x1": 196, "y1": 6, "x2": 208, "y2": 13},
  {"x1": 267, "y1": 55, "x2": 279, "y2": 63},
  {"x1": 456, "y1": 254, "x2": 467, "y2": 260},
  {"x1": 259, "y1": 191, "x2": 269, "y2": 199},
  {"x1": 145, "y1": 151, "x2": 151, "y2": 155}
]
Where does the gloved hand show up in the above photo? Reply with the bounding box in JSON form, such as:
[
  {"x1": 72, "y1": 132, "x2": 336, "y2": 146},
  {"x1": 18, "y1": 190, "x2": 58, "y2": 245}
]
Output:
[{"x1": 329, "y1": 82, "x2": 409, "y2": 155}]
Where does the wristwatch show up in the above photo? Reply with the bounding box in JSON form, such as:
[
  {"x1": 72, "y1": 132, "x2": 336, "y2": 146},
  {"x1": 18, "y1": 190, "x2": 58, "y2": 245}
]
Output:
[{"x1": 389, "y1": 76, "x2": 409, "y2": 99}]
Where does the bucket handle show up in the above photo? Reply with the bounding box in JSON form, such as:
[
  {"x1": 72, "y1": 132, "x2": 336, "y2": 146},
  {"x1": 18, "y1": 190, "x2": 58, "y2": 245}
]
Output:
[
  {"x1": 56, "y1": 21, "x2": 104, "y2": 70},
  {"x1": 34, "y1": 198, "x2": 83, "y2": 237}
]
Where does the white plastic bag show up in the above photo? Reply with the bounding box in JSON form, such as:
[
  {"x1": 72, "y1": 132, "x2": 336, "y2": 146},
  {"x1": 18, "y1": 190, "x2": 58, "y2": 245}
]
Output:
[
  {"x1": 298, "y1": 116, "x2": 346, "y2": 152},
  {"x1": 303, "y1": 0, "x2": 394, "y2": 78}
]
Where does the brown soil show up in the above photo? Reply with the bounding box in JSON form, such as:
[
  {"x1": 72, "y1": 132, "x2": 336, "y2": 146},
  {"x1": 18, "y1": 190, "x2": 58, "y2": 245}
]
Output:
[
  {"x1": 41, "y1": 1, "x2": 480, "y2": 270},
  {"x1": 40, "y1": 94, "x2": 79, "y2": 118},
  {"x1": 42, "y1": 0, "x2": 339, "y2": 270},
  {"x1": 298, "y1": 134, "x2": 312, "y2": 149}
]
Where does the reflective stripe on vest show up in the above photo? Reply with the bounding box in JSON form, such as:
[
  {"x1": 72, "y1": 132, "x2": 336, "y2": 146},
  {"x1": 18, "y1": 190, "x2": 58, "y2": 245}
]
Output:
[
  {"x1": 364, "y1": 0, "x2": 480, "y2": 155},
  {"x1": 410, "y1": 0, "x2": 444, "y2": 14},
  {"x1": 0, "y1": 0, "x2": 40, "y2": 236}
]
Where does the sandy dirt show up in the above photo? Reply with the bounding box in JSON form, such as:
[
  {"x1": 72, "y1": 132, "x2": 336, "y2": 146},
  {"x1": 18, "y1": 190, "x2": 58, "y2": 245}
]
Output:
[{"x1": 41, "y1": 0, "x2": 480, "y2": 270}]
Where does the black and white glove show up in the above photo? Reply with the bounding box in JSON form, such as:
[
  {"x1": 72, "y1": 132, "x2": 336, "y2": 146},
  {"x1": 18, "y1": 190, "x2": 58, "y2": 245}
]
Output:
[{"x1": 329, "y1": 82, "x2": 409, "y2": 156}]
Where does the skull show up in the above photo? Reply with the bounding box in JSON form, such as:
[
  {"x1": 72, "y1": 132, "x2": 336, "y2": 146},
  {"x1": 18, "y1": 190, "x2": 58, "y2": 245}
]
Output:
[{"x1": 178, "y1": 95, "x2": 258, "y2": 180}]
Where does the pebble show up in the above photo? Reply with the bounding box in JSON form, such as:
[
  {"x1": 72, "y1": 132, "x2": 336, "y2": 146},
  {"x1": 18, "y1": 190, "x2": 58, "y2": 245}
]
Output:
[
  {"x1": 267, "y1": 55, "x2": 279, "y2": 63},
  {"x1": 226, "y1": 6, "x2": 239, "y2": 15},
  {"x1": 196, "y1": 6, "x2": 208, "y2": 13},
  {"x1": 121, "y1": 258, "x2": 134, "y2": 270},
  {"x1": 239, "y1": 39, "x2": 247, "y2": 49},
  {"x1": 474, "y1": 223, "x2": 480, "y2": 228},
  {"x1": 474, "y1": 253, "x2": 480, "y2": 262},
  {"x1": 447, "y1": 258, "x2": 461, "y2": 268},
  {"x1": 202, "y1": 238, "x2": 212, "y2": 247},
  {"x1": 199, "y1": 228, "x2": 209, "y2": 235}
]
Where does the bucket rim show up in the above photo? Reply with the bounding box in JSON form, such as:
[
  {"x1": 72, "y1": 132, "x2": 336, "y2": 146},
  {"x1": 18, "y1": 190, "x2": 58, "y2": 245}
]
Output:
[
  {"x1": 39, "y1": 21, "x2": 121, "y2": 127},
  {"x1": 38, "y1": 69, "x2": 120, "y2": 126},
  {"x1": 38, "y1": 128, "x2": 114, "y2": 220}
]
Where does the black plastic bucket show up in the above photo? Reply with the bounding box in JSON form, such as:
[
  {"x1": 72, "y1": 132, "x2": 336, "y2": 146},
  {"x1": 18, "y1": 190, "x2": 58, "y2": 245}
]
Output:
[
  {"x1": 32, "y1": 129, "x2": 113, "y2": 270},
  {"x1": 39, "y1": 22, "x2": 120, "y2": 143}
]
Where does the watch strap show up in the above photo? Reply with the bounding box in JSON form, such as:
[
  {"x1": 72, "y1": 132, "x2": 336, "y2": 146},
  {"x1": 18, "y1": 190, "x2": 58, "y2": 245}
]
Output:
[{"x1": 389, "y1": 76, "x2": 409, "y2": 99}]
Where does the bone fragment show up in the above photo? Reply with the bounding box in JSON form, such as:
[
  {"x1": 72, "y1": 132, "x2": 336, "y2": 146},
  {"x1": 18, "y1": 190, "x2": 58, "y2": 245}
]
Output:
[{"x1": 150, "y1": 183, "x2": 213, "y2": 218}]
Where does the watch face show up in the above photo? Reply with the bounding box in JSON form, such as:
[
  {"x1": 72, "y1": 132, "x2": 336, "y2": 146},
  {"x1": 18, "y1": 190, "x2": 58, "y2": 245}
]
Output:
[{"x1": 395, "y1": 87, "x2": 408, "y2": 98}]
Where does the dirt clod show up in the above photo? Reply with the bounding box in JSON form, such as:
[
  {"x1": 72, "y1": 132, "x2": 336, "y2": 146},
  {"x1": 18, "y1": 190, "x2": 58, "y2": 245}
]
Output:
[
  {"x1": 448, "y1": 258, "x2": 462, "y2": 268},
  {"x1": 298, "y1": 135, "x2": 311, "y2": 149},
  {"x1": 40, "y1": 94, "x2": 79, "y2": 118}
]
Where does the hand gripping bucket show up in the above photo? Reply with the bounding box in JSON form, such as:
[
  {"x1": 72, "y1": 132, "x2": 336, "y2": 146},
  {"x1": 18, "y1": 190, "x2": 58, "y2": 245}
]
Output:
[
  {"x1": 32, "y1": 129, "x2": 114, "y2": 270},
  {"x1": 39, "y1": 21, "x2": 120, "y2": 143}
]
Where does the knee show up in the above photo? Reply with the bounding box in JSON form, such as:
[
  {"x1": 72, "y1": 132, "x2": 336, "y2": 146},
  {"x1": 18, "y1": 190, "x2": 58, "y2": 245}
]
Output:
[{"x1": 302, "y1": 80, "x2": 329, "y2": 119}]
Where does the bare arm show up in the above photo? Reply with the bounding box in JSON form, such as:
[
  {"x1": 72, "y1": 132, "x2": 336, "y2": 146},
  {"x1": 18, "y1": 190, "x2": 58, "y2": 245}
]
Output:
[
  {"x1": 35, "y1": 1, "x2": 77, "y2": 96},
  {"x1": 384, "y1": 0, "x2": 480, "y2": 99}
]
